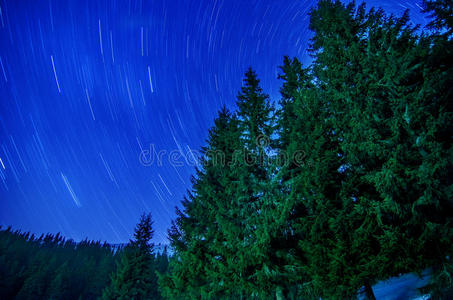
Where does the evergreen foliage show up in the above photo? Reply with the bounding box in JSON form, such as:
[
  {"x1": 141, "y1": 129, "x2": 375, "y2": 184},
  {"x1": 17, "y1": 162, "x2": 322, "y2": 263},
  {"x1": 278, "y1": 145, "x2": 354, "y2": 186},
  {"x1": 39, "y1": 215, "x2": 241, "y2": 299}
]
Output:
[
  {"x1": 159, "y1": 107, "x2": 245, "y2": 299},
  {"x1": 103, "y1": 213, "x2": 159, "y2": 299},
  {"x1": 0, "y1": 227, "x2": 120, "y2": 299}
]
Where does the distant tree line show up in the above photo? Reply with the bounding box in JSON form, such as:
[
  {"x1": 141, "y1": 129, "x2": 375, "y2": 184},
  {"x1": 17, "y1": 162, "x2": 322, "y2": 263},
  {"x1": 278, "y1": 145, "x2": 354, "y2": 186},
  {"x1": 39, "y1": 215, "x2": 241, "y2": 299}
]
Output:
[
  {"x1": 102, "y1": 213, "x2": 169, "y2": 299},
  {"x1": 0, "y1": 212, "x2": 169, "y2": 299},
  {"x1": 159, "y1": 0, "x2": 453, "y2": 299},
  {"x1": 0, "y1": 227, "x2": 117, "y2": 299}
]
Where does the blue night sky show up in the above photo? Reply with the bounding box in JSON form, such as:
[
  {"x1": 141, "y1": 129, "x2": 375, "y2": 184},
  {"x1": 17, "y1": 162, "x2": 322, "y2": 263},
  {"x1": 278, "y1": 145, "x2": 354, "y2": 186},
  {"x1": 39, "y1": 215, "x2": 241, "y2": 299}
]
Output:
[{"x1": 0, "y1": 0, "x2": 429, "y2": 244}]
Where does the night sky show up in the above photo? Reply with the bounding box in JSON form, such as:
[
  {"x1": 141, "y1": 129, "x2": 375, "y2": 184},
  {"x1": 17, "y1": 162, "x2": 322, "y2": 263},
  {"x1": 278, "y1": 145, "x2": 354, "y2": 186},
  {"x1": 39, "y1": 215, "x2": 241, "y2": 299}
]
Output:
[{"x1": 0, "y1": 0, "x2": 429, "y2": 245}]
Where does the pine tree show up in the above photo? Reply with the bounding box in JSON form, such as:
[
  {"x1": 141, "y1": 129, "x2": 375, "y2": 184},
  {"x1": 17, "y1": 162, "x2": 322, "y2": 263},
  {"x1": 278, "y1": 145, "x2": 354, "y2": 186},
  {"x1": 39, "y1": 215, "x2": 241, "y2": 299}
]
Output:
[
  {"x1": 161, "y1": 69, "x2": 289, "y2": 299},
  {"x1": 276, "y1": 56, "x2": 326, "y2": 299},
  {"x1": 103, "y1": 213, "x2": 156, "y2": 299},
  {"x1": 159, "y1": 107, "x2": 245, "y2": 299},
  {"x1": 278, "y1": 56, "x2": 346, "y2": 298},
  {"x1": 237, "y1": 67, "x2": 274, "y2": 152},
  {"x1": 133, "y1": 213, "x2": 155, "y2": 252},
  {"x1": 232, "y1": 68, "x2": 289, "y2": 298}
]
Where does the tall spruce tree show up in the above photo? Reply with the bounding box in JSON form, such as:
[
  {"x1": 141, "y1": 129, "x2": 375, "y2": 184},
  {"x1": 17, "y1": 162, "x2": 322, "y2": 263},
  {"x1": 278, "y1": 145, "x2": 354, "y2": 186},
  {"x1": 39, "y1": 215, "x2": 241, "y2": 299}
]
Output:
[
  {"x1": 159, "y1": 107, "x2": 245, "y2": 299},
  {"x1": 161, "y1": 68, "x2": 281, "y2": 298},
  {"x1": 277, "y1": 56, "x2": 309, "y2": 154},
  {"x1": 276, "y1": 56, "x2": 330, "y2": 299},
  {"x1": 237, "y1": 67, "x2": 274, "y2": 151},
  {"x1": 233, "y1": 68, "x2": 290, "y2": 298},
  {"x1": 103, "y1": 213, "x2": 156, "y2": 299},
  {"x1": 277, "y1": 54, "x2": 346, "y2": 298}
]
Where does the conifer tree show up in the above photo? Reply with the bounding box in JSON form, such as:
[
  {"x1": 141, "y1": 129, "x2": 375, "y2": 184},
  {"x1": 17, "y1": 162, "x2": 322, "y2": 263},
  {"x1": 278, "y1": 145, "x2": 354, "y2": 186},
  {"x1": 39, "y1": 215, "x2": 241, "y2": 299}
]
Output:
[
  {"x1": 233, "y1": 68, "x2": 291, "y2": 298},
  {"x1": 159, "y1": 107, "x2": 245, "y2": 299},
  {"x1": 103, "y1": 213, "x2": 156, "y2": 300},
  {"x1": 277, "y1": 55, "x2": 346, "y2": 298},
  {"x1": 277, "y1": 56, "x2": 309, "y2": 154},
  {"x1": 237, "y1": 67, "x2": 274, "y2": 151},
  {"x1": 276, "y1": 56, "x2": 327, "y2": 299}
]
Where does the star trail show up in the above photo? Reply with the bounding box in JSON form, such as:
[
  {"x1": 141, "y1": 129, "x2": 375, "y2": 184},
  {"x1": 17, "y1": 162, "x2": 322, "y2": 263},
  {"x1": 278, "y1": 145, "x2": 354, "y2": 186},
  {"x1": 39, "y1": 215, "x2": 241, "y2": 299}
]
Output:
[{"x1": 0, "y1": 0, "x2": 428, "y2": 244}]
